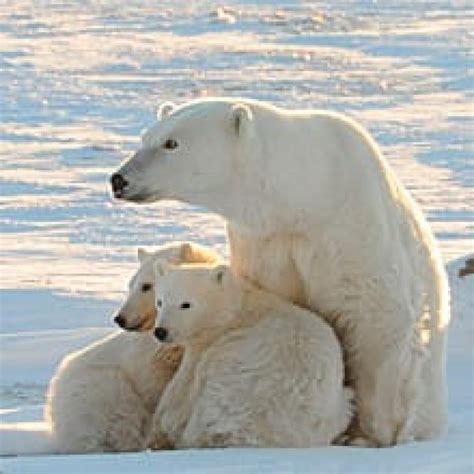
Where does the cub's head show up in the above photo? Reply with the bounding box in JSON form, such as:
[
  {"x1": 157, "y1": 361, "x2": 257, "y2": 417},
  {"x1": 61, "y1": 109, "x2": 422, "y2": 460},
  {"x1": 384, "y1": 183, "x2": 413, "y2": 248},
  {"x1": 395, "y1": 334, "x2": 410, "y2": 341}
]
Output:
[
  {"x1": 153, "y1": 262, "x2": 240, "y2": 344},
  {"x1": 114, "y1": 242, "x2": 220, "y2": 331},
  {"x1": 109, "y1": 98, "x2": 255, "y2": 211}
]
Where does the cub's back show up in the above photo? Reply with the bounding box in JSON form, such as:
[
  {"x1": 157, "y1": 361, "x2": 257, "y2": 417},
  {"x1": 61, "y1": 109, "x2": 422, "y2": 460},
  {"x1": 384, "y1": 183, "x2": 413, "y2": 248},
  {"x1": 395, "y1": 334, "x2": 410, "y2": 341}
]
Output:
[{"x1": 196, "y1": 300, "x2": 344, "y2": 397}]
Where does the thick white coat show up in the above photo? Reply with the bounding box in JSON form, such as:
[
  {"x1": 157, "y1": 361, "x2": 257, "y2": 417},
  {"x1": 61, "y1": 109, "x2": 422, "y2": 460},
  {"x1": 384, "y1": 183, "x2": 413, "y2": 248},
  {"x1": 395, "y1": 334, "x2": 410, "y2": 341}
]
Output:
[
  {"x1": 45, "y1": 332, "x2": 181, "y2": 453},
  {"x1": 45, "y1": 242, "x2": 219, "y2": 453},
  {"x1": 148, "y1": 263, "x2": 352, "y2": 449},
  {"x1": 114, "y1": 98, "x2": 449, "y2": 445},
  {"x1": 116, "y1": 241, "x2": 221, "y2": 331}
]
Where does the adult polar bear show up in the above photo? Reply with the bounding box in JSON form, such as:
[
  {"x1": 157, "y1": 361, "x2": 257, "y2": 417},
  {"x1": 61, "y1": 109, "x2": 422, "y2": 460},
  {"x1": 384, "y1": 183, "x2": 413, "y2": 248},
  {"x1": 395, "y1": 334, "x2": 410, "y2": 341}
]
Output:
[{"x1": 110, "y1": 98, "x2": 449, "y2": 447}]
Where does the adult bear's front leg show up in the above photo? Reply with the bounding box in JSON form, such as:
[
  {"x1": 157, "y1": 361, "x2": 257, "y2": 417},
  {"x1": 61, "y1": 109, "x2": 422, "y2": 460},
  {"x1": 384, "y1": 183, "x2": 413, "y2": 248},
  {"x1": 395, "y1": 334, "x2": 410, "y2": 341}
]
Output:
[
  {"x1": 347, "y1": 321, "x2": 425, "y2": 447},
  {"x1": 146, "y1": 420, "x2": 173, "y2": 450}
]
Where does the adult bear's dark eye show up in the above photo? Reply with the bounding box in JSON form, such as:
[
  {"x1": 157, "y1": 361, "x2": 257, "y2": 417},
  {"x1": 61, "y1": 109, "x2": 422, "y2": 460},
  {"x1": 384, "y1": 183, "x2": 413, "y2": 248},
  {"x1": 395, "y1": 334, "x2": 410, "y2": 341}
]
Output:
[
  {"x1": 156, "y1": 299, "x2": 163, "y2": 308},
  {"x1": 163, "y1": 139, "x2": 178, "y2": 150},
  {"x1": 180, "y1": 302, "x2": 191, "y2": 309},
  {"x1": 141, "y1": 283, "x2": 152, "y2": 292}
]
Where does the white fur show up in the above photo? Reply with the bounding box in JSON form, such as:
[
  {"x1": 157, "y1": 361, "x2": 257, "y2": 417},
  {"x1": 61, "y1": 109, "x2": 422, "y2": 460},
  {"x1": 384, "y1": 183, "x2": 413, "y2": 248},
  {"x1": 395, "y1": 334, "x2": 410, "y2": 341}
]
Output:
[
  {"x1": 45, "y1": 242, "x2": 219, "y2": 453},
  {"x1": 116, "y1": 241, "x2": 221, "y2": 331},
  {"x1": 114, "y1": 97, "x2": 449, "y2": 446},
  {"x1": 147, "y1": 263, "x2": 353, "y2": 449},
  {"x1": 45, "y1": 332, "x2": 182, "y2": 453}
]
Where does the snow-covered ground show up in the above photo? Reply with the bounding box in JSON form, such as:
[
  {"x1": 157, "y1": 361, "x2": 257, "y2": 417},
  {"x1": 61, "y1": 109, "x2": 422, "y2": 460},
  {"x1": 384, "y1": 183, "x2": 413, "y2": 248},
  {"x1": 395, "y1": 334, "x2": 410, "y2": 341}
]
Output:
[{"x1": 0, "y1": 0, "x2": 472, "y2": 472}]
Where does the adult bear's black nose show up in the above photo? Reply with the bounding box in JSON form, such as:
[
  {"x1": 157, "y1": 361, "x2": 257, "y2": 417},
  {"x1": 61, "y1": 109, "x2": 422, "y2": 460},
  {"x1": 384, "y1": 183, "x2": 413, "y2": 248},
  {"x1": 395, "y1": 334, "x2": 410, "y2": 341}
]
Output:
[
  {"x1": 110, "y1": 173, "x2": 128, "y2": 196},
  {"x1": 154, "y1": 327, "x2": 169, "y2": 342}
]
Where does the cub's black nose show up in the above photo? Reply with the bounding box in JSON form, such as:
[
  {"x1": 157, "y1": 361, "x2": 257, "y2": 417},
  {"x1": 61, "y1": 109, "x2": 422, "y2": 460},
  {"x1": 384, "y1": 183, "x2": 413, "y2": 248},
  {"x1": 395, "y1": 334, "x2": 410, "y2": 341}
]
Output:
[
  {"x1": 110, "y1": 173, "x2": 128, "y2": 195},
  {"x1": 154, "y1": 327, "x2": 169, "y2": 342},
  {"x1": 114, "y1": 314, "x2": 126, "y2": 328}
]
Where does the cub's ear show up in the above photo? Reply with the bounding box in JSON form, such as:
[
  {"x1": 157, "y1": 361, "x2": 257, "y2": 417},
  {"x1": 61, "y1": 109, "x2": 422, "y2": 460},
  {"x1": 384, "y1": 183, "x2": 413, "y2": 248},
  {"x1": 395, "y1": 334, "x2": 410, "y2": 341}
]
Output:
[
  {"x1": 157, "y1": 101, "x2": 177, "y2": 120},
  {"x1": 137, "y1": 247, "x2": 150, "y2": 263},
  {"x1": 212, "y1": 265, "x2": 229, "y2": 285},
  {"x1": 179, "y1": 242, "x2": 194, "y2": 262},
  {"x1": 153, "y1": 259, "x2": 171, "y2": 277},
  {"x1": 231, "y1": 103, "x2": 253, "y2": 135}
]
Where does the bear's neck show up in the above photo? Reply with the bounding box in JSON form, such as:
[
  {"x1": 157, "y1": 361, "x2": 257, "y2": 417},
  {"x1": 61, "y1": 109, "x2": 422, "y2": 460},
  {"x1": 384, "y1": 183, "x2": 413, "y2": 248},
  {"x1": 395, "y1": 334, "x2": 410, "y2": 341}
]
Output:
[
  {"x1": 182, "y1": 111, "x2": 409, "y2": 236},
  {"x1": 179, "y1": 171, "x2": 345, "y2": 237},
  {"x1": 184, "y1": 311, "x2": 239, "y2": 353},
  {"x1": 179, "y1": 185, "x2": 284, "y2": 236}
]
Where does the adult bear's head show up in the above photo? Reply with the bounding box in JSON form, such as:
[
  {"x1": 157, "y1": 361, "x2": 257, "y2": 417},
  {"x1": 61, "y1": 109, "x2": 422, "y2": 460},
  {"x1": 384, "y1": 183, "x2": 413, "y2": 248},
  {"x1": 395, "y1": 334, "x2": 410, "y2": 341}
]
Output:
[{"x1": 110, "y1": 98, "x2": 261, "y2": 219}]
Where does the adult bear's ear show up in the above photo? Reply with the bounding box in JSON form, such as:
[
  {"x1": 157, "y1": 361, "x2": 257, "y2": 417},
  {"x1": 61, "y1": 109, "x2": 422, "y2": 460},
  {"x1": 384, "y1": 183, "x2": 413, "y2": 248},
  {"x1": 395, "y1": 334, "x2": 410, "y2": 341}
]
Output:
[
  {"x1": 231, "y1": 103, "x2": 253, "y2": 135},
  {"x1": 212, "y1": 265, "x2": 229, "y2": 285},
  {"x1": 137, "y1": 247, "x2": 150, "y2": 263},
  {"x1": 153, "y1": 259, "x2": 171, "y2": 277},
  {"x1": 157, "y1": 101, "x2": 176, "y2": 120}
]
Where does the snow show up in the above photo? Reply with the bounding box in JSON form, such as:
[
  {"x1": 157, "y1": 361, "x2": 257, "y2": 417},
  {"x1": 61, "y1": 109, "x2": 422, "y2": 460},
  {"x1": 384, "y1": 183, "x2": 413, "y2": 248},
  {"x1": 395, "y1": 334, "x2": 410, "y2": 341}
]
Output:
[
  {"x1": 0, "y1": 258, "x2": 472, "y2": 472},
  {"x1": 1, "y1": 443, "x2": 473, "y2": 474},
  {"x1": 0, "y1": 0, "x2": 472, "y2": 472}
]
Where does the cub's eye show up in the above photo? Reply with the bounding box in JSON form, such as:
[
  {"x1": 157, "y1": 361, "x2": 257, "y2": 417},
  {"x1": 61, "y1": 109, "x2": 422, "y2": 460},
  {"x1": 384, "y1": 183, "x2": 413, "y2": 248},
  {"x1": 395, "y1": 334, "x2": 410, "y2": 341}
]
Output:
[
  {"x1": 163, "y1": 139, "x2": 178, "y2": 150},
  {"x1": 180, "y1": 302, "x2": 192, "y2": 310},
  {"x1": 156, "y1": 299, "x2": 163, "y2": 308},
  {"x1": 141, "y1": 283, "x2": 152, "y2": 292}
]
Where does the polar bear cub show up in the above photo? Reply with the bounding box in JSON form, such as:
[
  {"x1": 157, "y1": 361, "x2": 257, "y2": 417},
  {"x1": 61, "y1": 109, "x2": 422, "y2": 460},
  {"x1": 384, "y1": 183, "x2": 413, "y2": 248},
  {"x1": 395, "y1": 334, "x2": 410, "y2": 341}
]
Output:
[
  {"x1": 148, "y1": 262, "x2": 353, "y2": 449},
  {"x1": 115, "y1": 241, "x2": 221, "y2": 332},
  {"x1": 46, "y1": 241, "x2": 220, "y2": 453},
  {"x1": 46, "y1": 332, "x2": 182, "y2": 453}
]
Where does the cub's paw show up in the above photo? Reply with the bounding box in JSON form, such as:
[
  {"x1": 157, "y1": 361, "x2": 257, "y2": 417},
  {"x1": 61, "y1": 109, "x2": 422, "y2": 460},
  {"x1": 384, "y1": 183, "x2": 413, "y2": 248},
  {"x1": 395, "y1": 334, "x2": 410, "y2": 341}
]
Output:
[
  {"x1": 155, "y1": 344, "x2": 184, "y2": 369},
  {"x1": 147, "y1": 432, "x2": 174, "y2": 451}
]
